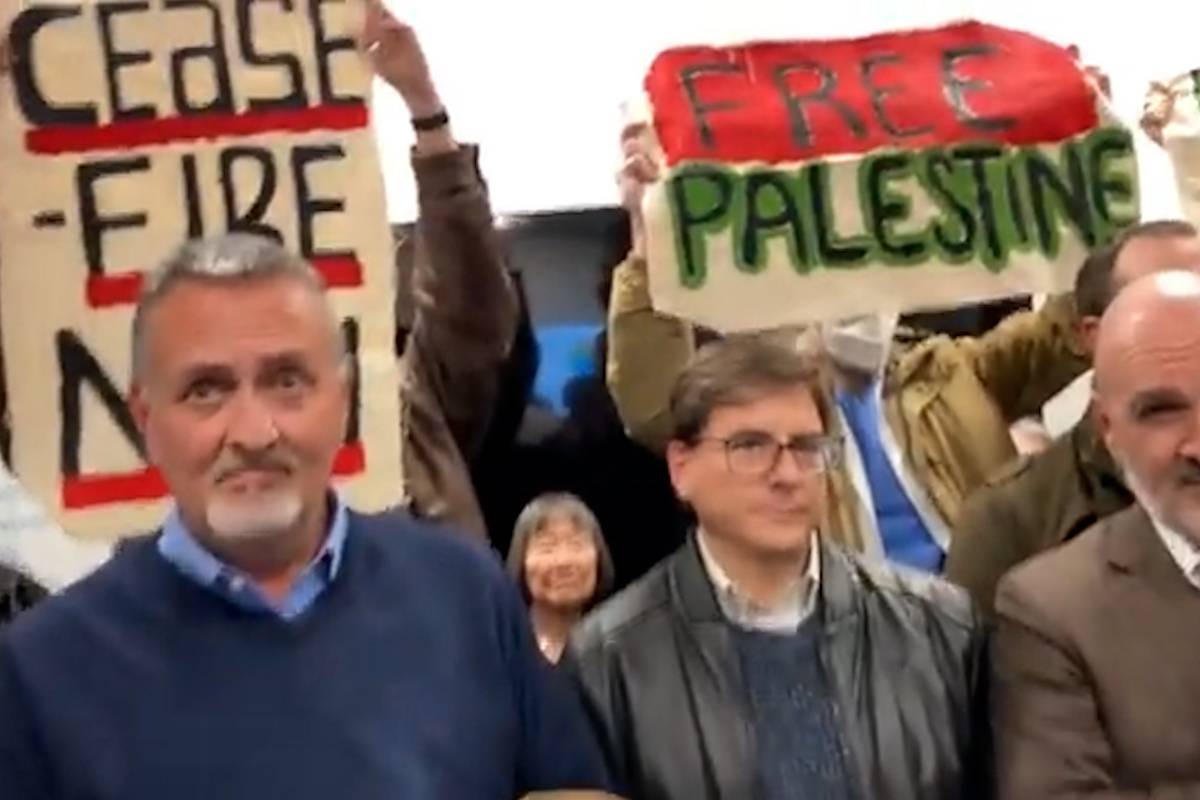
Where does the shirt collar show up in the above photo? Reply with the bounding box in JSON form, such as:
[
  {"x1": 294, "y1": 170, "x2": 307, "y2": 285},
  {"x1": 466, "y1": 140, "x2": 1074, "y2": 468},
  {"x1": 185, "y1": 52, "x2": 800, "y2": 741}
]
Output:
[
  {"x1": 157, "y1": 493, "x2": 349, "y2": 617},
  {"x1": 1147, "y1": 514, "x2": 1200, "y2": 592},
  {"x1": 696, "y1": 528, "x2": 821, "y2": 633}
]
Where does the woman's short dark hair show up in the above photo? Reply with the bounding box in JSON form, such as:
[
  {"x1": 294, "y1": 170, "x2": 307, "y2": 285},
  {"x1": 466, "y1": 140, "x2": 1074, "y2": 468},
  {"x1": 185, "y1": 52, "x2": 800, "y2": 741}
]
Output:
[
  {"x1": 668, "y1": 332, "x2": 832, "y2": 444},
  {"x1": 505, "y1": 492, "x2": 616, "y2": 606}
]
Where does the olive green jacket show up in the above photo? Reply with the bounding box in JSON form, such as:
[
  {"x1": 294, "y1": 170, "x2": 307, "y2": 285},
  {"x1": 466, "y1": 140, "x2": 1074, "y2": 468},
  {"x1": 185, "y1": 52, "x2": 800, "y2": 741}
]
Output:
[
  {"x1": 946, "y1": 415, "x2": 1133, "y2": 615},
  {"x1": 606, "y1": 257, "x2": 1088, "y2": 556}
]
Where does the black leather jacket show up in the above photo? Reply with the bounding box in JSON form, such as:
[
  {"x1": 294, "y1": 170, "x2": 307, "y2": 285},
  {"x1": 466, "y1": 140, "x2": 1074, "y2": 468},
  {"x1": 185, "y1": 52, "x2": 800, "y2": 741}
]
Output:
[{"x1": 564, "y1": 537, "x2": 991, "y2": 800}]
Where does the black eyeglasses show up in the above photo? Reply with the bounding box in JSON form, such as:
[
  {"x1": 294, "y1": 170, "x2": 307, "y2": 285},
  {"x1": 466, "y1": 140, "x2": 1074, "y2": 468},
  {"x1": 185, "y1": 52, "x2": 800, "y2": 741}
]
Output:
[{"x1": 693, "y1": 431, "x2": 842, "y2": 476}]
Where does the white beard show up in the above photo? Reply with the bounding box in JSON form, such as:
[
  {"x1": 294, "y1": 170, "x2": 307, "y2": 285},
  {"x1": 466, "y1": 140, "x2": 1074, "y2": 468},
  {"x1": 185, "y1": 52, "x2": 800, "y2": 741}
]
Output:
[
  {"x1": 1113, "y1": 451, "x2": 1177, "y2": 531},
  {"x1": 206, "y1": 488, "x2": 303, "y2": 543}
]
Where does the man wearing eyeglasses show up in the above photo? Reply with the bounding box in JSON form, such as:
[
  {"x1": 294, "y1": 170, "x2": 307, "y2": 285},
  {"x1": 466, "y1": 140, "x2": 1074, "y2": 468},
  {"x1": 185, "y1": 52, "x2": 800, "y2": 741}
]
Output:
[{"x1": 564, "y1": 333, "x2": 989, "y2": 800}]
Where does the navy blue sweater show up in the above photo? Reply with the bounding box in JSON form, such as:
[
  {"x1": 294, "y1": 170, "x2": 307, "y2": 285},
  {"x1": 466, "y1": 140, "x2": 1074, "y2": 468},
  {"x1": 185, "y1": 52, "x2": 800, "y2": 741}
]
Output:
[
  {"x1": 734, "y1": 618, "x2": 857, "y2": 800},
  {"x1": 0, "y1": 511, "x2": 611, "y2": 799}
]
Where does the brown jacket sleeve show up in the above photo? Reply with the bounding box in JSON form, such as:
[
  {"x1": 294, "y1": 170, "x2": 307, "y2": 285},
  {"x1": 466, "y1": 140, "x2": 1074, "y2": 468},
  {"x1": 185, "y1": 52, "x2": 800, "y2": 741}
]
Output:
[
  {"x1": 401, "y1": 144, "x2": 516, "y2": 539},
  {"x1": 604, "y1": 257, "x2": 694, "y2": 451},
  {"x1": 993, "y1": 575, "x2": 1200, "y2": 799},
  {"x1": 946, "y1": 479, "x2": 1028, "y2": 617},
  {"x1": 953, "y1": 295, "x2": 1089, "y2": 423}
]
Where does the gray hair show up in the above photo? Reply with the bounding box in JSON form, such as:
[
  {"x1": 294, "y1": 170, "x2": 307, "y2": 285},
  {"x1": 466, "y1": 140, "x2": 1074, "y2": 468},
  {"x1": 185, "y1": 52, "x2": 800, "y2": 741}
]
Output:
[
  {"x1": 131, "y1": 234, "x2": 344, "y2": 381},
  {"x1": 506, "y1": 492, "x2": 615, "y2": 606}
]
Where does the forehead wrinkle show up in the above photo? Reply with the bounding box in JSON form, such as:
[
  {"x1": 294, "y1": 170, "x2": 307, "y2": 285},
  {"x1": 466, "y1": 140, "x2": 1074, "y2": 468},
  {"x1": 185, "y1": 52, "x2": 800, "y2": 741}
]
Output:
[{"x1": 143, "y1": 279, "x2": 341, "y2": 375}]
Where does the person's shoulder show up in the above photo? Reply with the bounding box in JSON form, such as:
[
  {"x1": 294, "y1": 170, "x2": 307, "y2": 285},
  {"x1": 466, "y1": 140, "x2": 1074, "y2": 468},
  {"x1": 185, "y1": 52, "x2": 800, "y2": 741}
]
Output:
[
  {"x1": 350, "y1": 508, "x2": 496, "y2": 562},
  {"x1": 996, "y1": 508, "x2": 1118, "y2": 618},
  {"x1": 991, "y1": 433, "x2": 1074, "y2": 490},
  {"x1": 957, "y1": 435, "x2": 1075, "y2": 533},
  {"x1": 2, "y1": 537, "x2": 157, "y2": 653},
  {"x1": 348, "y1": 508, "x2": 505, "y2": 584},
  {"x1": 984, "y1": 452, "x2": 1035, "y2": 490},
  {"x1": 836, "y1": 546, "x2": 978, "y2": 634},
  {"x1": 954, "y1": 453, "x2": 1034, "y2": 525},
  {"x1": 571, "y1": 558, "x2": 673, "y2": 656}
]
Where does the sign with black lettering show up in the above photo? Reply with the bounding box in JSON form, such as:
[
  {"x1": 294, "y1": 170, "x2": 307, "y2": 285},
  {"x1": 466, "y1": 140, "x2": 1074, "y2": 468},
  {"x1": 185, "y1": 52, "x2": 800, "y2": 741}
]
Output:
[
  {"x1": 640, "y1": 21, "x2": 1140, "y2": 331},
  {"x1": 0, "y1": 0, "x2": 403, "y2": 538}
]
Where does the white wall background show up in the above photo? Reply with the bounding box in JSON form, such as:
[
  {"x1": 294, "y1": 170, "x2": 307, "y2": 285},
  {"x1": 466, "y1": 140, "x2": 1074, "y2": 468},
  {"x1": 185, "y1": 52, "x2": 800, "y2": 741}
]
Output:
[{"x1": 374, "y1": 0, "x2": 1197, "y2": 222}]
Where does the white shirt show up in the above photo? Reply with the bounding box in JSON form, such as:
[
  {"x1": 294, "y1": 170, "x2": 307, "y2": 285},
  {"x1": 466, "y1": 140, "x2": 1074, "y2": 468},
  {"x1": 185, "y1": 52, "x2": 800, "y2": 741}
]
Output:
[
  {"x1": 696, "y1": 530, "x2": 821, "y2": 633},
  {"x1": 1149, "y1": 516, "x2": 1200, "y2": 592}
]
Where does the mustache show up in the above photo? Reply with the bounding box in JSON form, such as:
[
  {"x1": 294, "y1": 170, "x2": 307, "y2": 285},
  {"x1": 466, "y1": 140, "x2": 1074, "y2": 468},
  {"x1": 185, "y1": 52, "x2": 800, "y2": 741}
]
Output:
[
  {"x1": 213, "y1": 450, "x2": 296, "y2": 483},
  {"x1": 1176, "y1": 457, "x2": 1200, "y2": 486}
]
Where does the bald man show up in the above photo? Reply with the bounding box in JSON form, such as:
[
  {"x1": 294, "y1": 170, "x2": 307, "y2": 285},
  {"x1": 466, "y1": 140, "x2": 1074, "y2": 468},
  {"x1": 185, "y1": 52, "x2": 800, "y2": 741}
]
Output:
[
  {"x1": 992, "y1": 270, "x2": 1200, "y2": 798},
  {"x1": 948, "y1": 219, "x2": 1200, "y2": 615}
]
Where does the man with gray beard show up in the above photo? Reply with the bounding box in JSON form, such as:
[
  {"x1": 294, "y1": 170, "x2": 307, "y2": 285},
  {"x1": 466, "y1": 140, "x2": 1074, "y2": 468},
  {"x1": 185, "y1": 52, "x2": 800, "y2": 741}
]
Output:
[
  {"x1": 993, "y1": 270, "x2": 1200, "y2": 797},
  {"x1": 0, "y1": 235, "x2": 612, "y2": 800}
]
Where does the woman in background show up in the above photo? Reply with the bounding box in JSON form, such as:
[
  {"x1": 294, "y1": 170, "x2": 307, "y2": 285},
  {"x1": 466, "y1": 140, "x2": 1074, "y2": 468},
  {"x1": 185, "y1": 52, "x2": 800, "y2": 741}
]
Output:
[{"x1": 507, "y1": 493, "x2": 614, "y2": 663}]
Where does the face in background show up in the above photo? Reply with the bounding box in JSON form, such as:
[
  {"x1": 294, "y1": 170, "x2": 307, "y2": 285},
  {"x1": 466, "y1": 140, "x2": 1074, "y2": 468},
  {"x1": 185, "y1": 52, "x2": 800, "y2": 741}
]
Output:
[
  {"x1": 131, "y1": 275, "x2": 349, "y2": 550},
  {"x1": 1113, "y1": 233, "x2": 1200, "y2": 288},
  {"x1": 1078, "y1": 232, "x2": 1200, "y2": 354},
  {"x1": 523, "y1": 514, "x2": 600, "y2": 611},
  {"x1": 668, "y1": 384, "x2": 829, "y2": 561},
  {"x1": 1096, "y1": 273, "x2": 1200, "y2": 542}
]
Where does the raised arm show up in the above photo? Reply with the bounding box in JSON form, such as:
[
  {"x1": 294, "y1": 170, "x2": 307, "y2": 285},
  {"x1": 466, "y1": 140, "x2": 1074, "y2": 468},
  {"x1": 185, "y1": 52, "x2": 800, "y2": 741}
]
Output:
[{"x1": 605, "y1": 124, "x2": 695, "y2": 451}]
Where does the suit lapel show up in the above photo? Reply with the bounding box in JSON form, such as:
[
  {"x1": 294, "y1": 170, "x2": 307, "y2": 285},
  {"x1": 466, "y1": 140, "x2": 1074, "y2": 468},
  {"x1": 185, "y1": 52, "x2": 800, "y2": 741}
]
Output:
[{"x1": 1104, "y1": 506, "x2": 1200, "y2": 608}]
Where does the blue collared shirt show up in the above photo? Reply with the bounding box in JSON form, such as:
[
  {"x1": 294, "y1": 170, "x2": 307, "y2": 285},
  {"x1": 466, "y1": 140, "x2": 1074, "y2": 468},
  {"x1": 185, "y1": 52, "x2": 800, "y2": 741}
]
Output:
[{"x1": 157, "y1": 497, "x2": 349, "y2": 620}]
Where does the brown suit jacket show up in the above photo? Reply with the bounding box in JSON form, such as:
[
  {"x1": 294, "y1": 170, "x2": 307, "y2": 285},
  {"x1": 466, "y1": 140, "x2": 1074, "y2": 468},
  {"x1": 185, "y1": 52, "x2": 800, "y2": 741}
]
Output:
[{"x1": 993, "y1": 506, "x2": 1200, "y2": 798}]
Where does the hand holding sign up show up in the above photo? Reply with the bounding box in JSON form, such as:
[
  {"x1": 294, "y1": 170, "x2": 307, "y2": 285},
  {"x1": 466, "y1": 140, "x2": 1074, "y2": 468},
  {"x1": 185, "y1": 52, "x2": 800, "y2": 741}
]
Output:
[
  {"x1": 618, "y1": 122, "x2": 661, "y2": 260},
  {"x1": 360, "y1": 1, "x2": 454, "y2": 155},
  {"x1": 1143, "y1": 69, "x2": 1200, "y2": 227},
  {"x1": 1141, "y1": 81, "x2": 1176, "y2": 147},
  {"x1": 361, "y1": 1, "x2": 437, "y2": 114}
]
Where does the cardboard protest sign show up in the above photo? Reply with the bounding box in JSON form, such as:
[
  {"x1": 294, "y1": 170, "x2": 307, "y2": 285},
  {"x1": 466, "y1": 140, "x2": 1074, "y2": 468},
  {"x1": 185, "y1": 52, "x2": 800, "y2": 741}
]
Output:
[
  {"x1": 0, "y1": 0, "x2": 403, "y2": 538},
  {"x1": 1151, "y1": 69, "x2": 1200, "y2": 227},
  {"x1": 640, "y1": 21, "x2": 1139, "y2": 331}
]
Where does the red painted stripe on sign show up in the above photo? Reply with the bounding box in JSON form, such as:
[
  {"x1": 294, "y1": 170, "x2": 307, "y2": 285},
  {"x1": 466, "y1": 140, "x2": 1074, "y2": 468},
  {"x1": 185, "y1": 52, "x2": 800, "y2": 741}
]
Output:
[
  {"x1": 61, "y1": 466, "x2": 168, "y2": 510},
  {"x1": 312, "y1": 256, "x2": 364, "y2": 289},
  {"x1": 87, "y1": 272, "x2": 144, "y2": 308},
  {"x1": 61, "y1": 442, "x2": 368, "y2": 509},
  {"x1": 332, "y1": 441, "x2": 366, "y2": 475},
  {"x1": 85, "y1": 257, "x2": 364, "y2": 308},
  {"x1": 645, "y1": 21, "x2": 1099, "y2": 166},
  {"x1": 26, "y1": 104, "x2": 369, "y2": 155}
]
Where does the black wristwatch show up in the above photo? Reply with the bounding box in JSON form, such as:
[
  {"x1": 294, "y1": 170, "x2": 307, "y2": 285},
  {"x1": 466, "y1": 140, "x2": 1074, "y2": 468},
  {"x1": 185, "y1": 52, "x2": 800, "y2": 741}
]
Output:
[{"x1": 411, "y1": 109, "x2": 449, "y2": 132}]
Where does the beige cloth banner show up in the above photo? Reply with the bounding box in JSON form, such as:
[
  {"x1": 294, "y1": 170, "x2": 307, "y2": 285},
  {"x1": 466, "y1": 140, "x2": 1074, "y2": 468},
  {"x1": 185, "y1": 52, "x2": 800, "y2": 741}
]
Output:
[
  {"x1": 0, "y1": 0, "x2": 402, "y2": 538},
  {"x1": 640, "y1": 22, "x2": 1140, "y2": 332}
]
